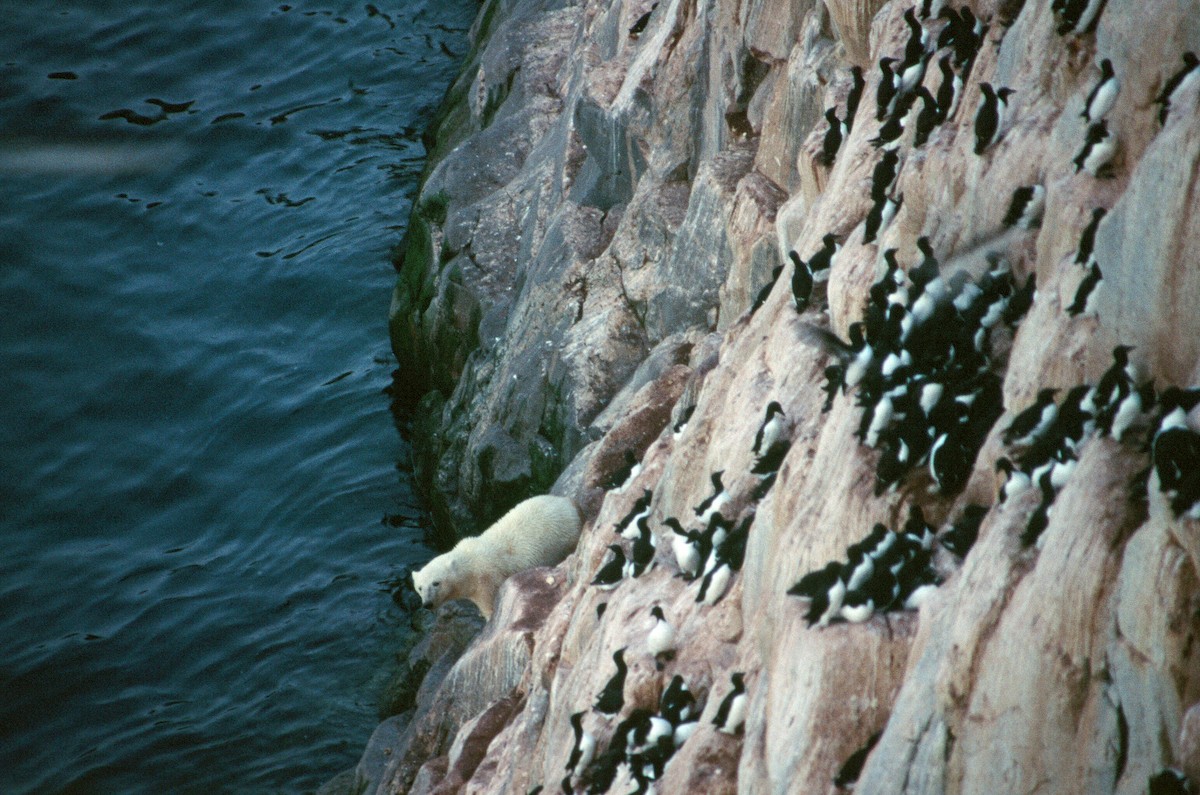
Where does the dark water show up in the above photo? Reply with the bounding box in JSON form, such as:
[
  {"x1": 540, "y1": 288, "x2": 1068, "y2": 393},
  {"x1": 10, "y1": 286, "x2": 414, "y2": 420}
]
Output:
[{"x1": 0, "y1": 1, "x2": 473, "y2": 791}]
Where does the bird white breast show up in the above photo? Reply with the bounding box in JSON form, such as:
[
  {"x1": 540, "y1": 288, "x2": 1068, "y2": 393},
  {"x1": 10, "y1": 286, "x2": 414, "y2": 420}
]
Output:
[
  {"x1": 1083, "y1": 136, "x2": 1116, "y2": 175},
  {"x1": 866, "y1": 396, "x2": 894, "y2": 448},
  {"x1": 1087, "y1": 79, "x2": 1119, "y2": 121},
  {"x1": 904, "y1": 583, "x2": 938, "y2": 610},
  {"x1": 841, "y1": 600, "x2": 875, "y2": 623},
  {"x1": 721, "y1": 693, "x2": 748, "y2": 734},
  {"x1": 1002, "y1": 470, "x2": 1031, "y2": 502},
  {"x1": 1050, "y1": 458, "x2": 1077, "y2": 489},
  {"x1": 846, "y1": 557, "x2": 875, "y2": 592},
  {"x1": 673, "y1": 721, "x2": 699, "y2": 748},
  {"x1": 845, "y1": 346, "x2": 875, "y2": 389},
  {"x1": 647, "y1": 618, "x2": 676, "y2": 656},
  {"x1": 818, "y1": 579, "x2": 847, "y2": 626},
  {"x1": 672, "y1": 534, "x2": 701, "y2": 576},
  {"x1": 572, "y1": 733, "x2": 596, "y2": 778},
  {"x1": 702, "y1": 565, "x2": 733, "y2": 606}
]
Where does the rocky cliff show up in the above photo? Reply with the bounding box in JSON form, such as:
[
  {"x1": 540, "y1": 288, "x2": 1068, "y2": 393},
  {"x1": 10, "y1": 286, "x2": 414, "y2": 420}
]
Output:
[{"x1": 347, "y1": 0, "x2": 1200, "y2": 792}]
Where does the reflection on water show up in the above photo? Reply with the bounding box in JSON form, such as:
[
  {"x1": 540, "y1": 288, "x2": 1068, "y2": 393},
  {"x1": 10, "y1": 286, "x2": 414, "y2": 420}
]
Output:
[{"x1": 0, "y1": 0, "x2": 473, "y2": 791}]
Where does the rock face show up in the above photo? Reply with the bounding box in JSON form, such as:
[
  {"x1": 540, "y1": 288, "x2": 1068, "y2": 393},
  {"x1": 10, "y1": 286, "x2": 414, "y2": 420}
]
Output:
[{"x1": 372, "y1": 0, "x2": 1200, "y2": 792}]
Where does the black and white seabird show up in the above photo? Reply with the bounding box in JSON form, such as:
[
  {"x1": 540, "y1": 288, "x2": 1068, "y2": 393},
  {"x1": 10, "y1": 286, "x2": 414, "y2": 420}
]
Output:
[
  {"x1": 902, "y1": 504, "x2": 935, "y2": 549},
  {"x1": 672, "y1": 404, "x2": 696, "y2": 438},
  {"x1": 753, "y1": 404, "x2": 785, "y2": 456},
  {"x1": 929, "y1": 430, "x2": 972, "y2": 494},
  {"x1": 660, "y1": 675, "x2": 696, "y2": 725},
  {"x1": 845, "y1": 66, "x2": 866, "y2": 131},
  {"x1": 1107, "y1": 379, "x2": 1155, "y2": 442},
  {"x1": 1003, "y1": 388, "x2": 1059, "y2": 447},
  {"x1": 1152, "y1": 388, "x2": 1200, "y2": 519},
  {"x1": 934, "y1": 54, "x2": 963, "y2": 121},
  {"x1": 694, "y1": 471, "x2": 730, "y2": 525},
  {"x1": 750, "y1": 265, "x2": 783, "y2": 316},
  {"x1": 1092, "y1": 344, "x2": 1137, "y2": 416},
  {"x1": 593, "y1": 648, "x2": 628, "y2": 714},
  {"x1": 819, "y1": 107, "x2": 847, "y2": 166},
  {"x1": 1073, "y1": 207, "x2": 1106, "y2": 266},
  {"x1": 841, "y1": 567, "x2": 898, "y2": 622},
  {"x1": 1082, "y1": 59, "x2": 1119, "y2": 122},
  {"x1": 902, "y1": 7, "x2": 930, "y2": 63},
  {"x1": 624, "y1": 518, "x2": 656, "y2": 578},
  {"x1": 863, "y1": 193, "x2": 903, "y2": 244},
  {"x1": 996, "y1": 456, "x2": 1032, "y2": 503},
  {"x1": 712, "y1": 673, "x2": 747, "y2": 734},
  {"x1": 1148, "y1": 768, "x2": 1193, "y2": 795},
  {"x1": 833, "y1": 731, "x2": 882, "y2": 790},
  {"x1": 973, "y1": 83, "x2": 1015, "y2": 155},
  {"x1": 1019, "y1": 469, "x2": 1057, "y2": 547},
  {"x1": 612, "y1": 449, "x2": 643, "y2": 492},
  {"x1": 615, "y1": 488, "x2": 653, "y2": 538},
  {"x1": 919, "y1": 0, "x2": 947, "y2": 18},
  {"x1": 663, "y1": 517, "x2": 703, "y2": 579},
  {"x1": 1155, "y1": 52, "x2": 1200, "y2": 125},
  {"x1": 646, "y1": 606, "x2": 676, "y2": 667},
  {"x1": 790, "y1": 250, "x2": 814, "y2": 313},
  {"x1": 1073, "y1": 120, "x2": 1116, "y2": 176},
  {"x1": 566, "y1": 712, "x2": 597, "y2": 779},
  {"x1": 875, "y1": 57, "x2": 900, "y2": 121},
  {"x1": 1003, "y1": 184, "x2": 1046, "y2": 229},
  {"x1": 1067, "y1": 262, "x2": 1103, "y2": 317},
  {"x1": 790, "y1": 561, "x2": 847, "y2": 627},
  {"x1": 591, "y1": 545, "x2": 627, "y2": 590},
  {"x1": 940, "y1": 503, "x2": 988, "y2": 557},
  {"x1": 870, "y1": 150, "x2": 901, "y2": 201},
  {"x1": 807, "y1": 232, "x2": 841, "y2": 281},
  {"x1": 1055, "y1": 0, "x2": 1108, "y2": 36},
  {"x1": 696, "y1": 558, "x2": 733, "y2": 605},
  {"x1": 911, "y1": 86, "x2": 942, "y2": 147},
  {"x1": 628, "y1": 3, "x2": 657, "y2": 38}
]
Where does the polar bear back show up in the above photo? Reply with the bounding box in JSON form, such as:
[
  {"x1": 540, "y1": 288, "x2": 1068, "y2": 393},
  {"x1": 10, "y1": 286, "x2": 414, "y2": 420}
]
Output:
[
  {"x1": 472, "y1": 494, "x2": 582, "y2": 572},
  {"x1": 411, "y1": 494, "x2": 581, "y2": 618}
]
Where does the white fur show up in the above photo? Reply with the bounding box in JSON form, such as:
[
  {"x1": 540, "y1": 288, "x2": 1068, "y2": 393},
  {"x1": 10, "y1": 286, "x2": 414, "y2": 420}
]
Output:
[{"x1": 411, "y1": 495, "x2": 581, "y2": 618}]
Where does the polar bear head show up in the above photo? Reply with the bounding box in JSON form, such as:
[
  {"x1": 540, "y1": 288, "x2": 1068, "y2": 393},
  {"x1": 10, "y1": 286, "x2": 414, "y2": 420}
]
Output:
[{"x1": 412, "y1": 551, "x2": 457, "y2": 609}]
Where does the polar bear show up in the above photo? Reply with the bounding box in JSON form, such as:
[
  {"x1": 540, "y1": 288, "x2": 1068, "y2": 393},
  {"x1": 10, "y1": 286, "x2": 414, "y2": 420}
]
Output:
[{"x1": 411, "y1": 495, "x2": 582, "y2": 619}]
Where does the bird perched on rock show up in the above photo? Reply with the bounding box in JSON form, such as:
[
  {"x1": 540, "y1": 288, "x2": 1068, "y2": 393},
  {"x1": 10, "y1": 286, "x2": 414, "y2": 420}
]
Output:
[
  {"x1": 1003, "y1": 388, "x2": 1059, "y2": 447},
  {"x1": 1003, "y1": 184, "x2": 1045, "y2": 229},
  {"x1": 1067, "y1": 262, "x2": 1103, "y2": 317},
  {"x1": 973, "y1": 83, "x2": 1015, "y2": 154},
  {"x1": 694, "y1": 471, "x2": 730, "y2": 525},
  {"x1": 1074, "y1": 120, "x2": 1116, "y2": 176},
  {"x1": 646, "y1": 606, "x2": 675, "y2": 667},
  {"x1": 591, "y1": 545, "x2": 627, "y2": 590},
  {"x1": 819, "y1": 107, "x2": 847, "y2": 166},
  {"x1": 1073, "y1": 207, "x2": 1106, "y2": 266},
  {"x1": 712, "y1": 673, "x2": 747, "y2": 734},
  {"x1": 790, "y1": 250, "x2": 814, "y2": 313},
  {"x1": 566, "y1": 712, "x2": 597, "y2": 780},
  {"x1": 1151, "y1": 387, "x2": 1200, "y2": 519},
  {"x1": 788, "y1": 561, "x2": 846, "y2": 627},
  {"x1": 940, "y1": 503, "x2": 988, "y2": 557},
  {"x1": 615, "y1": 489, "x2": 652, "y2": 539},
  {"x1": 627, "y1": 3, "x2": 657, "y2": 38},
  {"x1": 1155, "y1": 52, "x2": 1200, "y2": 124},
  {"x1": 833, "y1": 731, "x2": 882, "y2": 789},
  {"x1": 845, "y1": 66, "x2": 866, "y2": 131},
  {"x1": 1082, "y1": 59, "x2": 1119, "y2": 122},
  {"x1": 663, "y1": 517, "x2": 703, "y2": 580},
  {"x1": 594, "y1": 648, "x2": 628, "y2": 714}
]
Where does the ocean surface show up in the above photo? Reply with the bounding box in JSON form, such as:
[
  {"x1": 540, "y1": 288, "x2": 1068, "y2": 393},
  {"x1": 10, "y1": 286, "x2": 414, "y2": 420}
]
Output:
[{"x1": 0, "y1": 1, "x2": 474, "y2": 791}]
